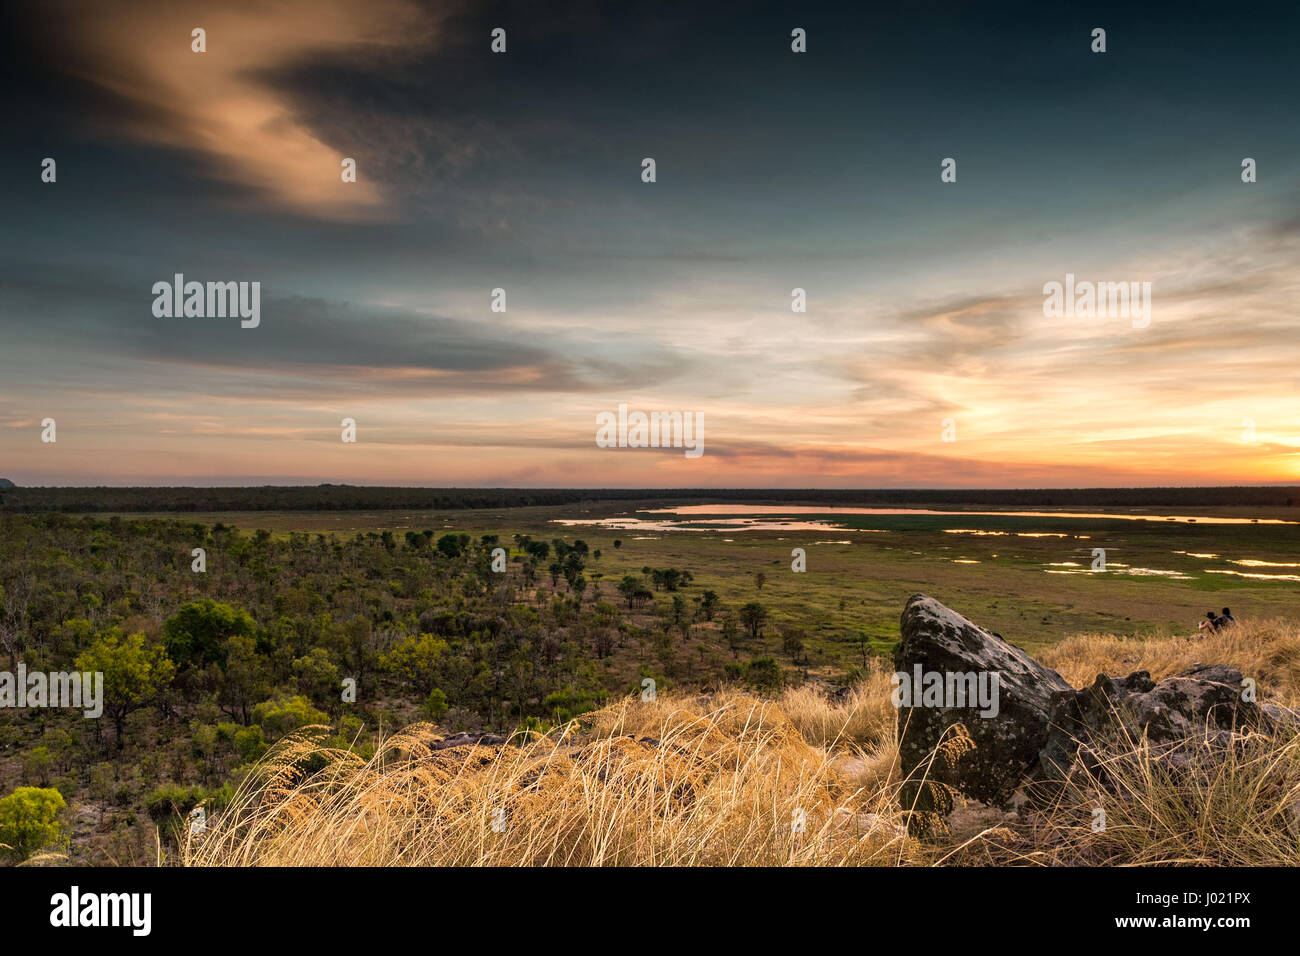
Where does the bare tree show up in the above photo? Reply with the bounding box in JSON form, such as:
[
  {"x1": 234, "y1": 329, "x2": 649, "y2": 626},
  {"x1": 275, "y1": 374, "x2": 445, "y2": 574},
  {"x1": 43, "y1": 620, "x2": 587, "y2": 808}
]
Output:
[{"x1": 0, "y1": 573, "x2": 35, "y2": 670}]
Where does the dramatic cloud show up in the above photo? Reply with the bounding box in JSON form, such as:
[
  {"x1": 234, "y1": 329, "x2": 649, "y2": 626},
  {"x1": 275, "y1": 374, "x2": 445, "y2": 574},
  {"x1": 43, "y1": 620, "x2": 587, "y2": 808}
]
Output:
[
  {"x1": 2, "y1": 1, "x2": 1297, "y2": 486},
  {"x1": 52, "y1": 0, "x2": 441, "y2": 218}
]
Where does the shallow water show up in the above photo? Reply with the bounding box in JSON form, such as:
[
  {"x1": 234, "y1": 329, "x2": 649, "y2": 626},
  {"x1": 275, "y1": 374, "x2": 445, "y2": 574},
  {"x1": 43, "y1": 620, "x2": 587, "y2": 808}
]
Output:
[
  {"x1": 945, "y1": 529, "x2": 1073, "y2": 537},
  {"x1": 552, "y1": 516, "x2": 885, "y2": 533},
  {"x1": 648, "y1": 504, "x2": 1296, "y2": 525},
  {"x1": 1207, "y1": 569, "x2": 1300, "y2": 582},
  {"x1": 1044, "y1": 565, "x2": 1192, "y2": 579},
  {"x1": 555, "y1": 504, "x2": 1297, "y2": 535}
]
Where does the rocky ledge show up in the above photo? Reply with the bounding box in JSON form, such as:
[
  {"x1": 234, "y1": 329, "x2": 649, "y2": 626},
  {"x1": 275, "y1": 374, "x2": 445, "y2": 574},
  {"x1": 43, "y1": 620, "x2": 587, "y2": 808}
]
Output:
[{"x1": 894, "y1": 594, "x2": 1295, "y2": 822}]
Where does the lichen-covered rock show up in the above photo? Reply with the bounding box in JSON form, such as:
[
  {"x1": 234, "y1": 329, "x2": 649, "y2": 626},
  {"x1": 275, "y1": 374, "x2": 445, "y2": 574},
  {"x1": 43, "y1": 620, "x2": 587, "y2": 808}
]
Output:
[
  {"x1": 894, "y1": 594, "x2": 1073, "y2": 812},
  {"x1": 893, "y1": 596, "x2": 1300, "y2": 834},
  {"x1": 1039, "y1": 663, "x2": 1282, "y2": 784}
]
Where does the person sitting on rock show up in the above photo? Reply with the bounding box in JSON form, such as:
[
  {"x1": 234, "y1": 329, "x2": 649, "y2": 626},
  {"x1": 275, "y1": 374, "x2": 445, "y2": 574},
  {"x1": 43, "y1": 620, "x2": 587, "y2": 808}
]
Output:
[{"x1": 1198, "y1": 611, "x2": 1219, "y2": 632}]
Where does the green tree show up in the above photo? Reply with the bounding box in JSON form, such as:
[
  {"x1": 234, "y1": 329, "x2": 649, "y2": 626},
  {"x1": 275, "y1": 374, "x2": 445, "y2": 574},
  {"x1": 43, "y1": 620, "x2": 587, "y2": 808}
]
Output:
[
  {"x1": 218, "y1": 634, "x2": 271, "y2": 725},
  {"x1": 379, "y1": 633, "x2": 449, "y2": 695},
  {"x1": 423, "y1": 688, "x2": 449, "y2": 720},
  {"x1": 23, "y1": 746, "x2": 53, "y2": 786},
  {"x1": 780, "y1": 625, "x2": 805, "y2": 663},
  {"x1": 75, "y1": 632, "x2": 176, "y2": 749},
  {"x1": 854, "y1": 631, "x2": 872, "y2": 670},
  {"x1": 52, "y1": 618, "x2": 96, "y2": 657},
  {"x1": 618, "y1": 575, "x2": 641, "y2": 609},
  {"x1": 163, "y1": 600, "x2": 257, "y2": 669},
  {"x1": 292, "y1": 647, "x2": 342, "y2": 707},
  {"x1": 562, "y1": 551, "x2": 585, "y2": 586},
  {"x1": 699, "y1": 590, "x2": 720, "y2": 621},
  {"x1": 670, "y1": 594, "x2": 686, "y2": 627},
  {"x1": 739, "y1": 602, "x2": 769, "y2": 640},
  {"x1": 437, "y1": 533, "x2": 471, "y2": 559},
  {"x1": 0, "y1": 786, "x2": 66, "y2": 862}
]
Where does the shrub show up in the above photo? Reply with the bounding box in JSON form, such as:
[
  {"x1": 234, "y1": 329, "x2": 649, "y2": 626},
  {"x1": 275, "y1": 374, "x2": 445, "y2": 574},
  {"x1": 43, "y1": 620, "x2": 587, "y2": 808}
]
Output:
[
  {"x1": 251, "y1": 695, "x2": 329, "y2": 742},
  {"x1": 0, "y1": 786, "x2": 66, "y2": 862},
  {"x1": 233, "y1": 725, "x2": 268, "y2": 762},
  {"x1": 422, "y1": 688, "x2": 449, "y2": 721}
]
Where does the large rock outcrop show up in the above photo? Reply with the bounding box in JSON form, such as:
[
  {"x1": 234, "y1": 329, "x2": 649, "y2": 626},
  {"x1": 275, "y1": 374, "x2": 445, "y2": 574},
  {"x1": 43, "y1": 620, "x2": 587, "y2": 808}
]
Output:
[
  {"x1": 1040, "y1": 663, "x2": 1285, "y2": 783},
  {"x1": 894, "y1": 594, "x2": 1073, "y2": 812},
  {"x1": 894, "y1": 596, "x2": 1300, "y2": 833}
]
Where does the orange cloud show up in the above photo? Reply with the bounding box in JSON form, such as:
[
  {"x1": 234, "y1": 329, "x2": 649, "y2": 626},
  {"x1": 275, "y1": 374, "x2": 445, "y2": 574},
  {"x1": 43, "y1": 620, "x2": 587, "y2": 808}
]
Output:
[{"x1": 57, "y1": 0, "x2": 441, "y2": 218}]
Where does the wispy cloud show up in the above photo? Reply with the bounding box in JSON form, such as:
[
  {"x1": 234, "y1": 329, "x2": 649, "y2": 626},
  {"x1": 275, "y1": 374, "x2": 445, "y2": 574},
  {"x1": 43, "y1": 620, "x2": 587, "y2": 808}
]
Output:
[
  {"x1": 53, "y1": 0, "x2": 442, "y2": 219},
  {"x1": 4, "y1": 1, "x2": 1298, "y2": 486}
]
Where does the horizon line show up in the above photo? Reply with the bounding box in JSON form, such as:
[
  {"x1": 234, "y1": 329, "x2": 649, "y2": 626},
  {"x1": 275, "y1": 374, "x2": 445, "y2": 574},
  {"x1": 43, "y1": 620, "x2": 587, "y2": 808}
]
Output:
[{"x1": 5, "y1": 483, "x2": 1300, "y2": 492}]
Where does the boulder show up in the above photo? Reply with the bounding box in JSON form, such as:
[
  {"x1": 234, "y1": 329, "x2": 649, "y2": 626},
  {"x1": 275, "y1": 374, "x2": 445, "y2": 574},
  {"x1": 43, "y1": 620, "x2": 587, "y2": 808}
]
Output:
[
  {"x1": 1040, "y1": 663, "x2": 1281, "y2": 783},
  {"x1": 894, "y1": 594, "x2": 1072, "y2": 811},
  {"x1": 893, "y1": 596, "x2": 1300, "y2": 832}
]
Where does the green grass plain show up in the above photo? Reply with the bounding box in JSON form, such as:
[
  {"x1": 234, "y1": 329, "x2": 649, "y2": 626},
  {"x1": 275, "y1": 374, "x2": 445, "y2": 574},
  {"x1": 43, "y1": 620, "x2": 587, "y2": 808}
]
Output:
[{"x1": 97, "y1": 500, "x2": 1300, "y2": 661}]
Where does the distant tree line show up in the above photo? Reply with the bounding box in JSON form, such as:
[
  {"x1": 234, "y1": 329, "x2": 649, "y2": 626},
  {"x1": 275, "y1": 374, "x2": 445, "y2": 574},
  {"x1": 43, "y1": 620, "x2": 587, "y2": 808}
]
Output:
[{"x1": 1, "y1": 484, "x2": 1297, "y2": 512}]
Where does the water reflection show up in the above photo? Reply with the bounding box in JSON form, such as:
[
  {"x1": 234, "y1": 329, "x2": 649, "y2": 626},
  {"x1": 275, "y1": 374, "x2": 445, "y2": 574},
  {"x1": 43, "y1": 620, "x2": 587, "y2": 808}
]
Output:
[{"x1": 647, "y1": 504, "x2": 1295, "y2": 525}]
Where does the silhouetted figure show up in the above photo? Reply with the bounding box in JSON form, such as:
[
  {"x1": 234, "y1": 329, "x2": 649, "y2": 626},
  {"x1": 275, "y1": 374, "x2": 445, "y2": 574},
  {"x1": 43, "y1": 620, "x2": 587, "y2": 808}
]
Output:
[
  {"x1": 1210, "y1": 607, "x2": 1237, "y2": 629},
  {"x1": 1199, "y1": 608, "x2": 1237, "y2": 632}
]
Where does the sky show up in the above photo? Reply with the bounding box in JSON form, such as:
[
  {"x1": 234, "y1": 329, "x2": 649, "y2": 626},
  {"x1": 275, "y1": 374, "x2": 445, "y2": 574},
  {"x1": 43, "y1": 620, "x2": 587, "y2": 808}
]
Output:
[{"x1": 1, "y1": 0, "x2": 1298, "y2": 488}]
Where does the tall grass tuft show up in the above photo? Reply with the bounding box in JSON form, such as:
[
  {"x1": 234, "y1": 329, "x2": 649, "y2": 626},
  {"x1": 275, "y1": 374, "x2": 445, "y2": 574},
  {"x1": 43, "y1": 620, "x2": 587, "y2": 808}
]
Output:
[
  {"x1": 1039, "y1": 617, "x2": 1300, "y2": 707},
  {"x1": 187, "y1": 618, "x2": 1300, "y2": 866},
  {"x1": 186, "y1": 690, "x2": 921, "y2": 867}
]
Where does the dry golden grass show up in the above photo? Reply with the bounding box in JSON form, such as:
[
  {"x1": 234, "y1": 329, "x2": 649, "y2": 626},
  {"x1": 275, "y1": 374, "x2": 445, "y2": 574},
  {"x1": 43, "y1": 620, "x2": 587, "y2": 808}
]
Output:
[
  {"x1": 775, "y1": 662, "x2": 896, "y2": 748},
  {"x1": 1038, "y1": 616, "x2": 1300, "y2": 706},
  {"x1": 1003, "y1": 726, "x2": 1300, "y2": 866},
  {"x1": 187, "y1": 618, "x2": 1300, "y2": 867},
  {"x1": 1020, "y1": 617, "x2": 1300, "y2": 866},
  {"x1": 185, "y1": 689, "x2": 920, "y2": 867}
]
